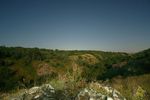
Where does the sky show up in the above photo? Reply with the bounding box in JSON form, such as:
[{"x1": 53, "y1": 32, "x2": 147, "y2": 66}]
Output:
[{"x1": 0, "y1": 0, "x2": 150, "y2": 52}]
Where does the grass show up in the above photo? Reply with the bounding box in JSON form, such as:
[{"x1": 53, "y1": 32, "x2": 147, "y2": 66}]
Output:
[{"x1": 110, "y1": 74, "x2": 150, "y2": 99}]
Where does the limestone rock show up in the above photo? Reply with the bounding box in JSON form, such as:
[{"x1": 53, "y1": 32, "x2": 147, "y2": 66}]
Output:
[
  {"x1": 76, "y1": 82, "x2": 126, "y2": 100},
  {"x1": 8, "y1": 84, "x2": 55, "y2": 100},
  {"x1": 6, "y1": 82, "x2": 126, "y2": 100}
]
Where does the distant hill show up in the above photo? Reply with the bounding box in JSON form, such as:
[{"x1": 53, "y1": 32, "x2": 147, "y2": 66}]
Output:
[{"x1": 98, "y1": 48, "x2": 150, "y2": 80}]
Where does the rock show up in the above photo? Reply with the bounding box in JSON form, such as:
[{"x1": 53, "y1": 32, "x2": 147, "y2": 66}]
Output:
[
  {"x1": 113, "y1": 90, "x2": 119, "y2": 98},
  {"x1": 6, "y1": 82, "x2": 126, "y2": 100},
  {"x1": 28, "y1": 86, "x2": 41, "y2": 94},
  {"x1": 107, "y1": 96, "x2": 113, "y2": 100},
  {"x1": 8, "y1": 84, "x2": 55, "y2": 100},
  {"x1": 76, "y1": 82, "x2": 126, "y2": 100}
]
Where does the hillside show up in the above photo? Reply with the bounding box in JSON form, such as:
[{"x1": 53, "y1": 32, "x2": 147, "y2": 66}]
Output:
[{"x1": 0, "y1": 46, "x2": 150, "y2": 99}]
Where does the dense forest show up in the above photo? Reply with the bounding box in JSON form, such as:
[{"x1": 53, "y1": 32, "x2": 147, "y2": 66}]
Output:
[{"x1": 0, "y1": 46, "x2": 150, "y2": 99}]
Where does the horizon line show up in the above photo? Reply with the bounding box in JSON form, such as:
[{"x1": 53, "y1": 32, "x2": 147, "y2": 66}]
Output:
[{"x1": 1, "y1": 45, "x2": 149, "y2": 54}]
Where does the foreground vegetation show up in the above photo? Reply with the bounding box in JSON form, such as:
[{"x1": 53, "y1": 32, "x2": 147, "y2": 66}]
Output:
[{"x1": 0, "y1": 46, "x2": 150, "y2": 99}]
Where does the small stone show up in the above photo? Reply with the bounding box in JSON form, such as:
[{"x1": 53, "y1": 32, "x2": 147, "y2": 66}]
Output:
[{"x1": 107, "y1": 96, "x2": 113, "y2": 100}]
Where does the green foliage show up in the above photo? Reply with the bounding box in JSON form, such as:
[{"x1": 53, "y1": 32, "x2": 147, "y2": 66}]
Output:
[
  {"x1": 0, "y1": 67, "x2": 18, "y2": 91},
  {"x1": 81, "y1": 63, "x2": 106, "y2": 81},
  {"x1": 134, "y1": 86, "x2": 146, "y2": 100}
]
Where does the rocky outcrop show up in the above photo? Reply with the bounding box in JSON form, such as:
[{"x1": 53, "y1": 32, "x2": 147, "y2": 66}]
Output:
[
  {"x1": 6, "y1": 83, "x2": 126, "y2": 100},
  {"x1": 76, "y1": 82, "x2": 126, "y2": 100},
  {"x1": 76, "y1": 88, "x2": 126, "y2": 100},
  {"x1": 7, "y1": 84, "x2": 55, "y2": 100}
]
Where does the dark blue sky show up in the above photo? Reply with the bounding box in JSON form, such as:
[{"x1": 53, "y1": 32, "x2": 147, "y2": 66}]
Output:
[{"x1": 0, "y1": 0, "x2": 150, "y2": 52}]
